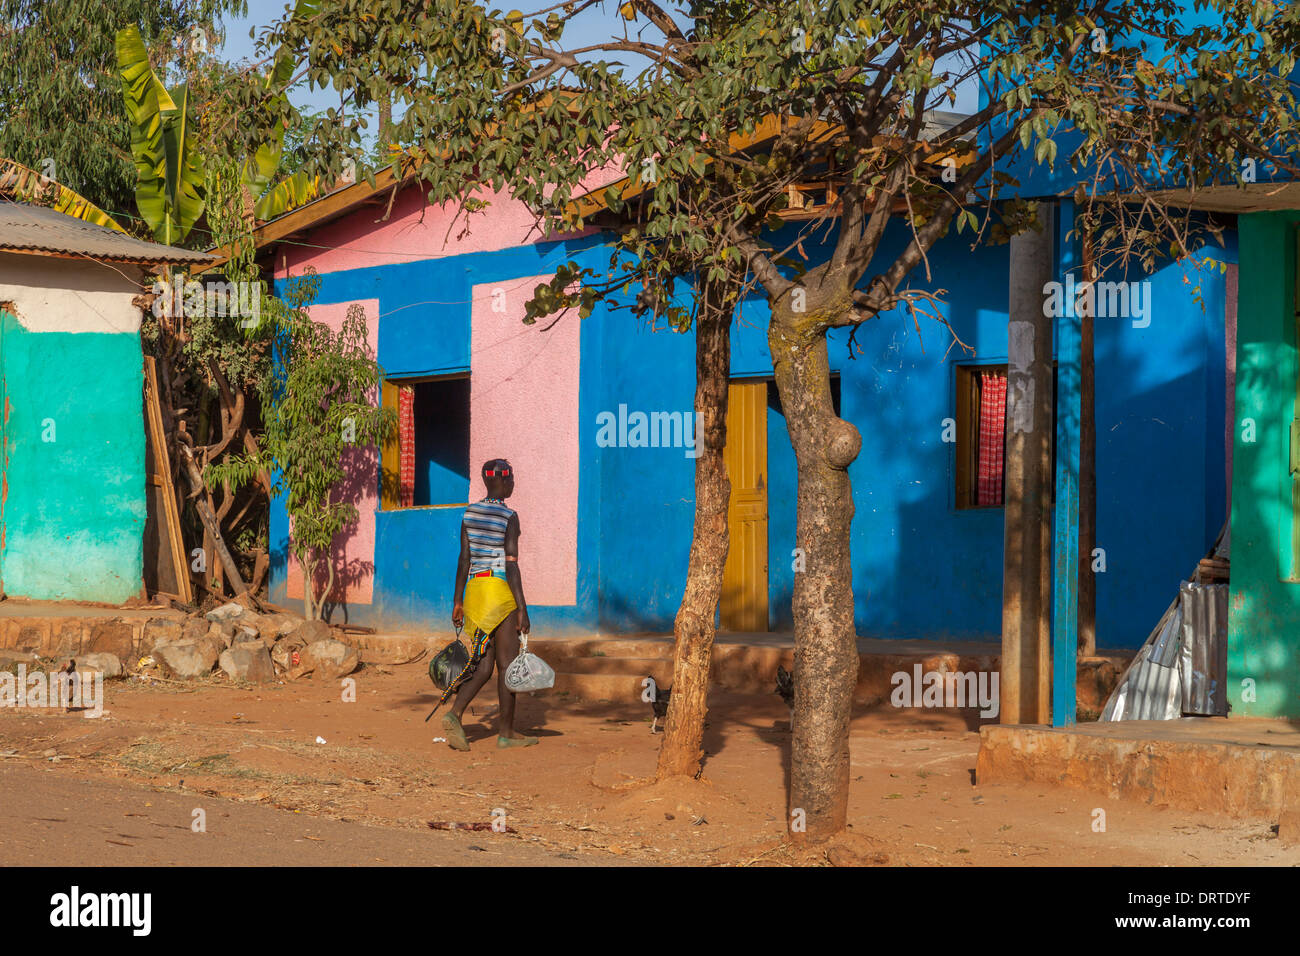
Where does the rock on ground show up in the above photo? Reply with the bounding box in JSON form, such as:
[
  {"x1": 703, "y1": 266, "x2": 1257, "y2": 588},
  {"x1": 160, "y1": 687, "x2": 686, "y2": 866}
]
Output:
[
  {"x1": 257, "y1": 613, "x2": 301, "y2": 642},
  {"x1": 141, "y1": 619, "x2": 183, "y2": 654},
  {"x1": 207, "y1": 621, "x2": 237, "y2": 650},
  {"x1": 291, "y1": 620, "x2": 334, "y2": 646},
  {"x1": 74, "y1": 653, "x2": 123, "y2": 679},
  {"x1": 180, "y1": 617, "x2": 211, "y2": 644},
  {"x1": 219, "y1": 644, "x2": 276, "y2": 684},
  {"x1": 271, "y1": 638, "x2": 305, "y2": 674},
  {"x1": 205, "y1": 602, "x2": 247, "y2": 624},
  {"x1": 155, "y1": 640, "x2": 219, "y2": 679},
  {"x1": 232, "y1": 625, "x2": 262, "y2": 645},
  {"x1": 297, "y1": 639, "x2": 360, "y2": 680}
]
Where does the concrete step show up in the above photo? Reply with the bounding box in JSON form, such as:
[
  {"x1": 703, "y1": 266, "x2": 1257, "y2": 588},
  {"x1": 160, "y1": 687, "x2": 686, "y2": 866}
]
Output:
[
  {"x1": 350, "y1": 632, "x2": 435, "y2": 664},
  {"x1": 554, "y1": 656, "x2": 673, "y2": 675},
  {"x1": 527, "y1": 636, "x2": 675, "y2": 660},
  {"x1": 976, "y1": 718, "x2": 1300, "y2": 820},
  {"x1": 541, "y1": 670, "x2": 670, "y2": 703}
]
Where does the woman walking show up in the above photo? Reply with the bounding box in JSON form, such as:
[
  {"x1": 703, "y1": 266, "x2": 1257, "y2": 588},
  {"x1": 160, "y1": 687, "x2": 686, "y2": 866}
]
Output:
[{"x1": 442, "y1": 458, "x2": 538, "y2": 750}]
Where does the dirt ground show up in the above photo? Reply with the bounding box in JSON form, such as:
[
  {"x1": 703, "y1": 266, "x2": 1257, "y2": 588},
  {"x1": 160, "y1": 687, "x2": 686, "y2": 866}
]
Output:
[{"x1": 0, "y1": 662, "x2": 1295, "y2": 867}]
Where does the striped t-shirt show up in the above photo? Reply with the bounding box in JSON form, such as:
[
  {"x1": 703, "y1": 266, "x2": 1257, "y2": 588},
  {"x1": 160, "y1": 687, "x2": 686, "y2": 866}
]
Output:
[{"x1": 463, "y1": 499, "x2": 515, "y2": 577}]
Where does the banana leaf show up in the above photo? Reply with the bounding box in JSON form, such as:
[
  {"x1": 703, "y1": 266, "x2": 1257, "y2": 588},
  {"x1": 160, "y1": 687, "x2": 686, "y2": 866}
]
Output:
[
  {"x1": 162, "y1": 84, "x2": 206, "y2": 242},
  {"x1": 241, "y1": 0, "x2": 326, "y2": 218},
  {"x1": 0, "y1": 158, "x2": 127, "y2": 233},
  {"x1": 117, "y1": 25, "x2": 200, "y2": 245},
  {"x1": 254, "y1": 168, "x2": 322, "y2": 221}
]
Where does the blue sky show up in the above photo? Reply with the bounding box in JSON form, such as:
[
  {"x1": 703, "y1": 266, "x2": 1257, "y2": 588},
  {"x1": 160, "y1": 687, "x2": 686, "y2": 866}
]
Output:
[
  {"x1": 218, "y1": 3, "x2": 977, "y2": 118},
  {"x1": 220, "y1": 0, "x2": 660, "y2": 115}
]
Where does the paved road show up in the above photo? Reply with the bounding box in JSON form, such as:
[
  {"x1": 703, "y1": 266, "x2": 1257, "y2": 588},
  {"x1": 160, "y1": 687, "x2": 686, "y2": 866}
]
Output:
[{"x1": 0, "y1": 763, "x2": 606, "y2": 866}]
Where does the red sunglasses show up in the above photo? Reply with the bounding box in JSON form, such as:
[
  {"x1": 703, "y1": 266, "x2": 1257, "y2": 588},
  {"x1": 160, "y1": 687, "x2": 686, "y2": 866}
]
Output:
[{"x1": 485, "y1": 467, "x2": 512, "y2": 477}]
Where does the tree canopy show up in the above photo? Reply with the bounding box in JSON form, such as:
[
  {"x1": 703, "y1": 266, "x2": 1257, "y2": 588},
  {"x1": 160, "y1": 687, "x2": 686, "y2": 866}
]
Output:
[
  {"x1": 236, "y1": 0, "x2": 1300, "y2": 321},
  {"x1": 0, "y1": 0, "x2": 245, "y2": 228}
]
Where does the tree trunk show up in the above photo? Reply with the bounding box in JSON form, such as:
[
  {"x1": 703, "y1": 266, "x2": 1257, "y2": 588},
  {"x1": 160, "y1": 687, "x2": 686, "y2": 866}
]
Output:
[
  {"x1": 769, "y1": 303, "x2": 861, "y2": 842},
  {"x1": 179, "y1": 443, "x2": 250, "y2": 596},
  {"x1": 379, "y1": 93, "x2": 394, "y2": 151},
  {"x1": 655, "y1": 275, "x2": 736, "y2": 779},
  {"x1": 299, "y1": 550, "x2": 316, "y2": 620},
  {"x1": 250, "y1": 549, "x2": 270, "y2": 594}
]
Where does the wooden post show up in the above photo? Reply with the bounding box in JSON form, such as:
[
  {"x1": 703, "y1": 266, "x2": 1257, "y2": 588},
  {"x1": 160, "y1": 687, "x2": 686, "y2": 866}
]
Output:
[
  {"x1": 1001, "y1": 205, "x2": 1056, "y2": 725},
  {"x1": 142, "y1": 357, "x2": 193, "y2": 604},
  {"x1": 1052, "y1": 200, "x2": 1081, "y2": 728}
]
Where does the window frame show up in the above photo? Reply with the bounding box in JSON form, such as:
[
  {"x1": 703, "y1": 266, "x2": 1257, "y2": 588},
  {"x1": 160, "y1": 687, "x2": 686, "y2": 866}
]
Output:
[
  {"x1": 953, "y1": 360, "x2": 1058, "y2": 512},
  {"x1": 380, "y1": 371, "x2": 471, "y2": 511}
]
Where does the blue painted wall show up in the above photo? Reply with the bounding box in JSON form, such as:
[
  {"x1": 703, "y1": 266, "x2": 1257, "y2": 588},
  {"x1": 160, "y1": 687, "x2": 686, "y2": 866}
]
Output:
[{"x1": 270, "y1": 212, "x2": 1232, "y2": 646}]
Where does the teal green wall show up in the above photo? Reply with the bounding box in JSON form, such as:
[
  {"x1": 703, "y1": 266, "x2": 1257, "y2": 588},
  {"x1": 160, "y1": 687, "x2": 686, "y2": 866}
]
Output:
[
  {"x1": 1228, "y1": 210, "x2": 1300, "y2": 717},
  {"x1": 0, "y1": 310, "x2": 145, "y2": 603}
]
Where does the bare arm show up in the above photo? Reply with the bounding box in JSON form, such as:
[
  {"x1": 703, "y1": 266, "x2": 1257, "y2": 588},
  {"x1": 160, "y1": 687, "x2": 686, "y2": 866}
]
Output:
[
  {"x1": 452, "y1": 524, "x2": 469, "y2": 627},
  {"x1": 504, "y1": 513, "x2": 529, "y2": 634}
]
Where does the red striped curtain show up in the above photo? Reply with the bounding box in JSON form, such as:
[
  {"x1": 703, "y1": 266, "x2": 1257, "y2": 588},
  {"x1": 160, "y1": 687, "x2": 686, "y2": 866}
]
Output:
[
  {"x1": 398, "y1": 385, "x2": 415, "y2": 508},
  {"x1": 976, "y1": 373, "x2": 1007, "y2": 506}
]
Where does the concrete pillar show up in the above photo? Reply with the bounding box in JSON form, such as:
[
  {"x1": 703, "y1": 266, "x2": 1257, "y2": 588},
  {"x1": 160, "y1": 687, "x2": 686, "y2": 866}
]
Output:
[{"x1": 1001, "y1": 205, "x2": 1055, "y2": 725}]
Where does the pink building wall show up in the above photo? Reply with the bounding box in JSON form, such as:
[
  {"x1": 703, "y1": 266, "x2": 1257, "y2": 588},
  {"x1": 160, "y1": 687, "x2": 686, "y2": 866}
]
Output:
[
  {"x1": 280, "y1": 177, "x2": 615, "y2": 275},
  {"x1": 274, "y1": 175, "x2": 605, "y2": 613},
  {"x1": 469, "y1": 278, "x2": 580, "y2": 606},
  {"x1": 285, "y1": 298, "x2": 380, "y2": 606}
]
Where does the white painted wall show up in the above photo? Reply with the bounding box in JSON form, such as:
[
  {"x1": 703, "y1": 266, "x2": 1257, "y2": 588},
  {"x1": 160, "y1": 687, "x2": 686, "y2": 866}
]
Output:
[{"x1": 0, "y1": 252, "x2": 146, "y2": 334}]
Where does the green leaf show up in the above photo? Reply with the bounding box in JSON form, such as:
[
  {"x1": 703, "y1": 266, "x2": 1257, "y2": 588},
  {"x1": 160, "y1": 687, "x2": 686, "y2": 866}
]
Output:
[
  {"x1": 117, "y1": 25, "x2": 178, "y2": 242},
  {"x1": 162, "y1": 84, "x2": 206, "y2": 242}
]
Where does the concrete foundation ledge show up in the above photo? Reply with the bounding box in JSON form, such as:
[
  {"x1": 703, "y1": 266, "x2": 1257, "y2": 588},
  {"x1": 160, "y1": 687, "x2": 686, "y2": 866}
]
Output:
[{"x1": 976, "y1": 718, "x2": 1300, "y2": 819}]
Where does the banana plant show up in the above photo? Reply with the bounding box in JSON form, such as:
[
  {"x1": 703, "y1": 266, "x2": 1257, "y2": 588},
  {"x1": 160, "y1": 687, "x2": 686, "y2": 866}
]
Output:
[
  {"x1": 117, "y1": 0, "x2": 322, "y2": 242},
  {"x1": 0, "y1": 158, "x2": 127, "y2": 233},
  {"x1": 116, "y1": 25, "x2": 205, "y2": 245}
]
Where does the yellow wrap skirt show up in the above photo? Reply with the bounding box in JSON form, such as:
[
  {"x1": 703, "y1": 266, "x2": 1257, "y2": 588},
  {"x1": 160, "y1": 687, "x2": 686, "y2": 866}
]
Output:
[
  {"x1": 463, "y1": 574, "x2": 517, "y2": 640},
  {"x1": 437, "y1": 575, "x2": 517, "y2": 707}
]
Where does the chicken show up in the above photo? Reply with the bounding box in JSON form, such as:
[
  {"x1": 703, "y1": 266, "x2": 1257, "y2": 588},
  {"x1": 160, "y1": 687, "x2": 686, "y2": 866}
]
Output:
[
  {"x1": 775, "y1": 665, "x2": 795, "y2": 724},
  {"x1": 645, "y1": 676, "x2": 671, "y2": 733},
  {"x1": 61, "y1": 659, "x2": 77, "y2": 711}
]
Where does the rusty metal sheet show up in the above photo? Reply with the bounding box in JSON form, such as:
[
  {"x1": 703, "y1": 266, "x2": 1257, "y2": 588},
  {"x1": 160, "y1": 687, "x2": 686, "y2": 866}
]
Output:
[{"x1": 1178, "y1": 581, "x2": 1229, "y2": 716}]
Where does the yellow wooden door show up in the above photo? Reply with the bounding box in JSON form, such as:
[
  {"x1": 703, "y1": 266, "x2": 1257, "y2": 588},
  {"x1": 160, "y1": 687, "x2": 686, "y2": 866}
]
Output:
[{"x1": 721, "y1": 381, "x2": 769, "y2": 632}]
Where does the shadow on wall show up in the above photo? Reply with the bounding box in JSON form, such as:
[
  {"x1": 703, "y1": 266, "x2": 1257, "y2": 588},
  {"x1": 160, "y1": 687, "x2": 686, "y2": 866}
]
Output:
[
  {"x1": 280, "y1": 447, "x2": 380, "y2": 625},
  {"x1": 598, "y1": 570, "x2": 690, "y2": 634},
  {"x1": 839, "y1": 246, "x2": 1225, "y2": 648},
  {"x1": 315, "y1": 557, "x2": 376, "y2": 625},
  {"x1": 589, "y1": 262, "x2": 1224, "y2": 646}
]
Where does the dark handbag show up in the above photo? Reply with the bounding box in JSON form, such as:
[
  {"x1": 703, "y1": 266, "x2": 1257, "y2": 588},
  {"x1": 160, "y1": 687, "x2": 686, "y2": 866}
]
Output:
[
  {"x1": 425, "y1": 626, "x2": 475, "y2": 723},
  {"x1": 430, "y1": 634, "x2": 470, "y2": 691}
]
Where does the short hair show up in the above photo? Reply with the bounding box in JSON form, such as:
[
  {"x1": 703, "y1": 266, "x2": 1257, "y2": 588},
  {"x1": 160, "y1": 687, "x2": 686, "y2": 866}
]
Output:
[{"x1": 482, "y1": 458, "x2": 513, "y2": 479}]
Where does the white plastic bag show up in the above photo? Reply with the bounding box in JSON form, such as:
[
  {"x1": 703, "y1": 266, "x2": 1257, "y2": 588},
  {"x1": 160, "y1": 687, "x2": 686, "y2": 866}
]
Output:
[{"x1": 504, "y1": 634, "x2": 555, "y2": 693}]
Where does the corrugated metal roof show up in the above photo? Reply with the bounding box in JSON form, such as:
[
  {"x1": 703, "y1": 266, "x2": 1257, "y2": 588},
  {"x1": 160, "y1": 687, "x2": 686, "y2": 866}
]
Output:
[{"x1": 0, "y1": 201, "x2": 213, "y2": 264}]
